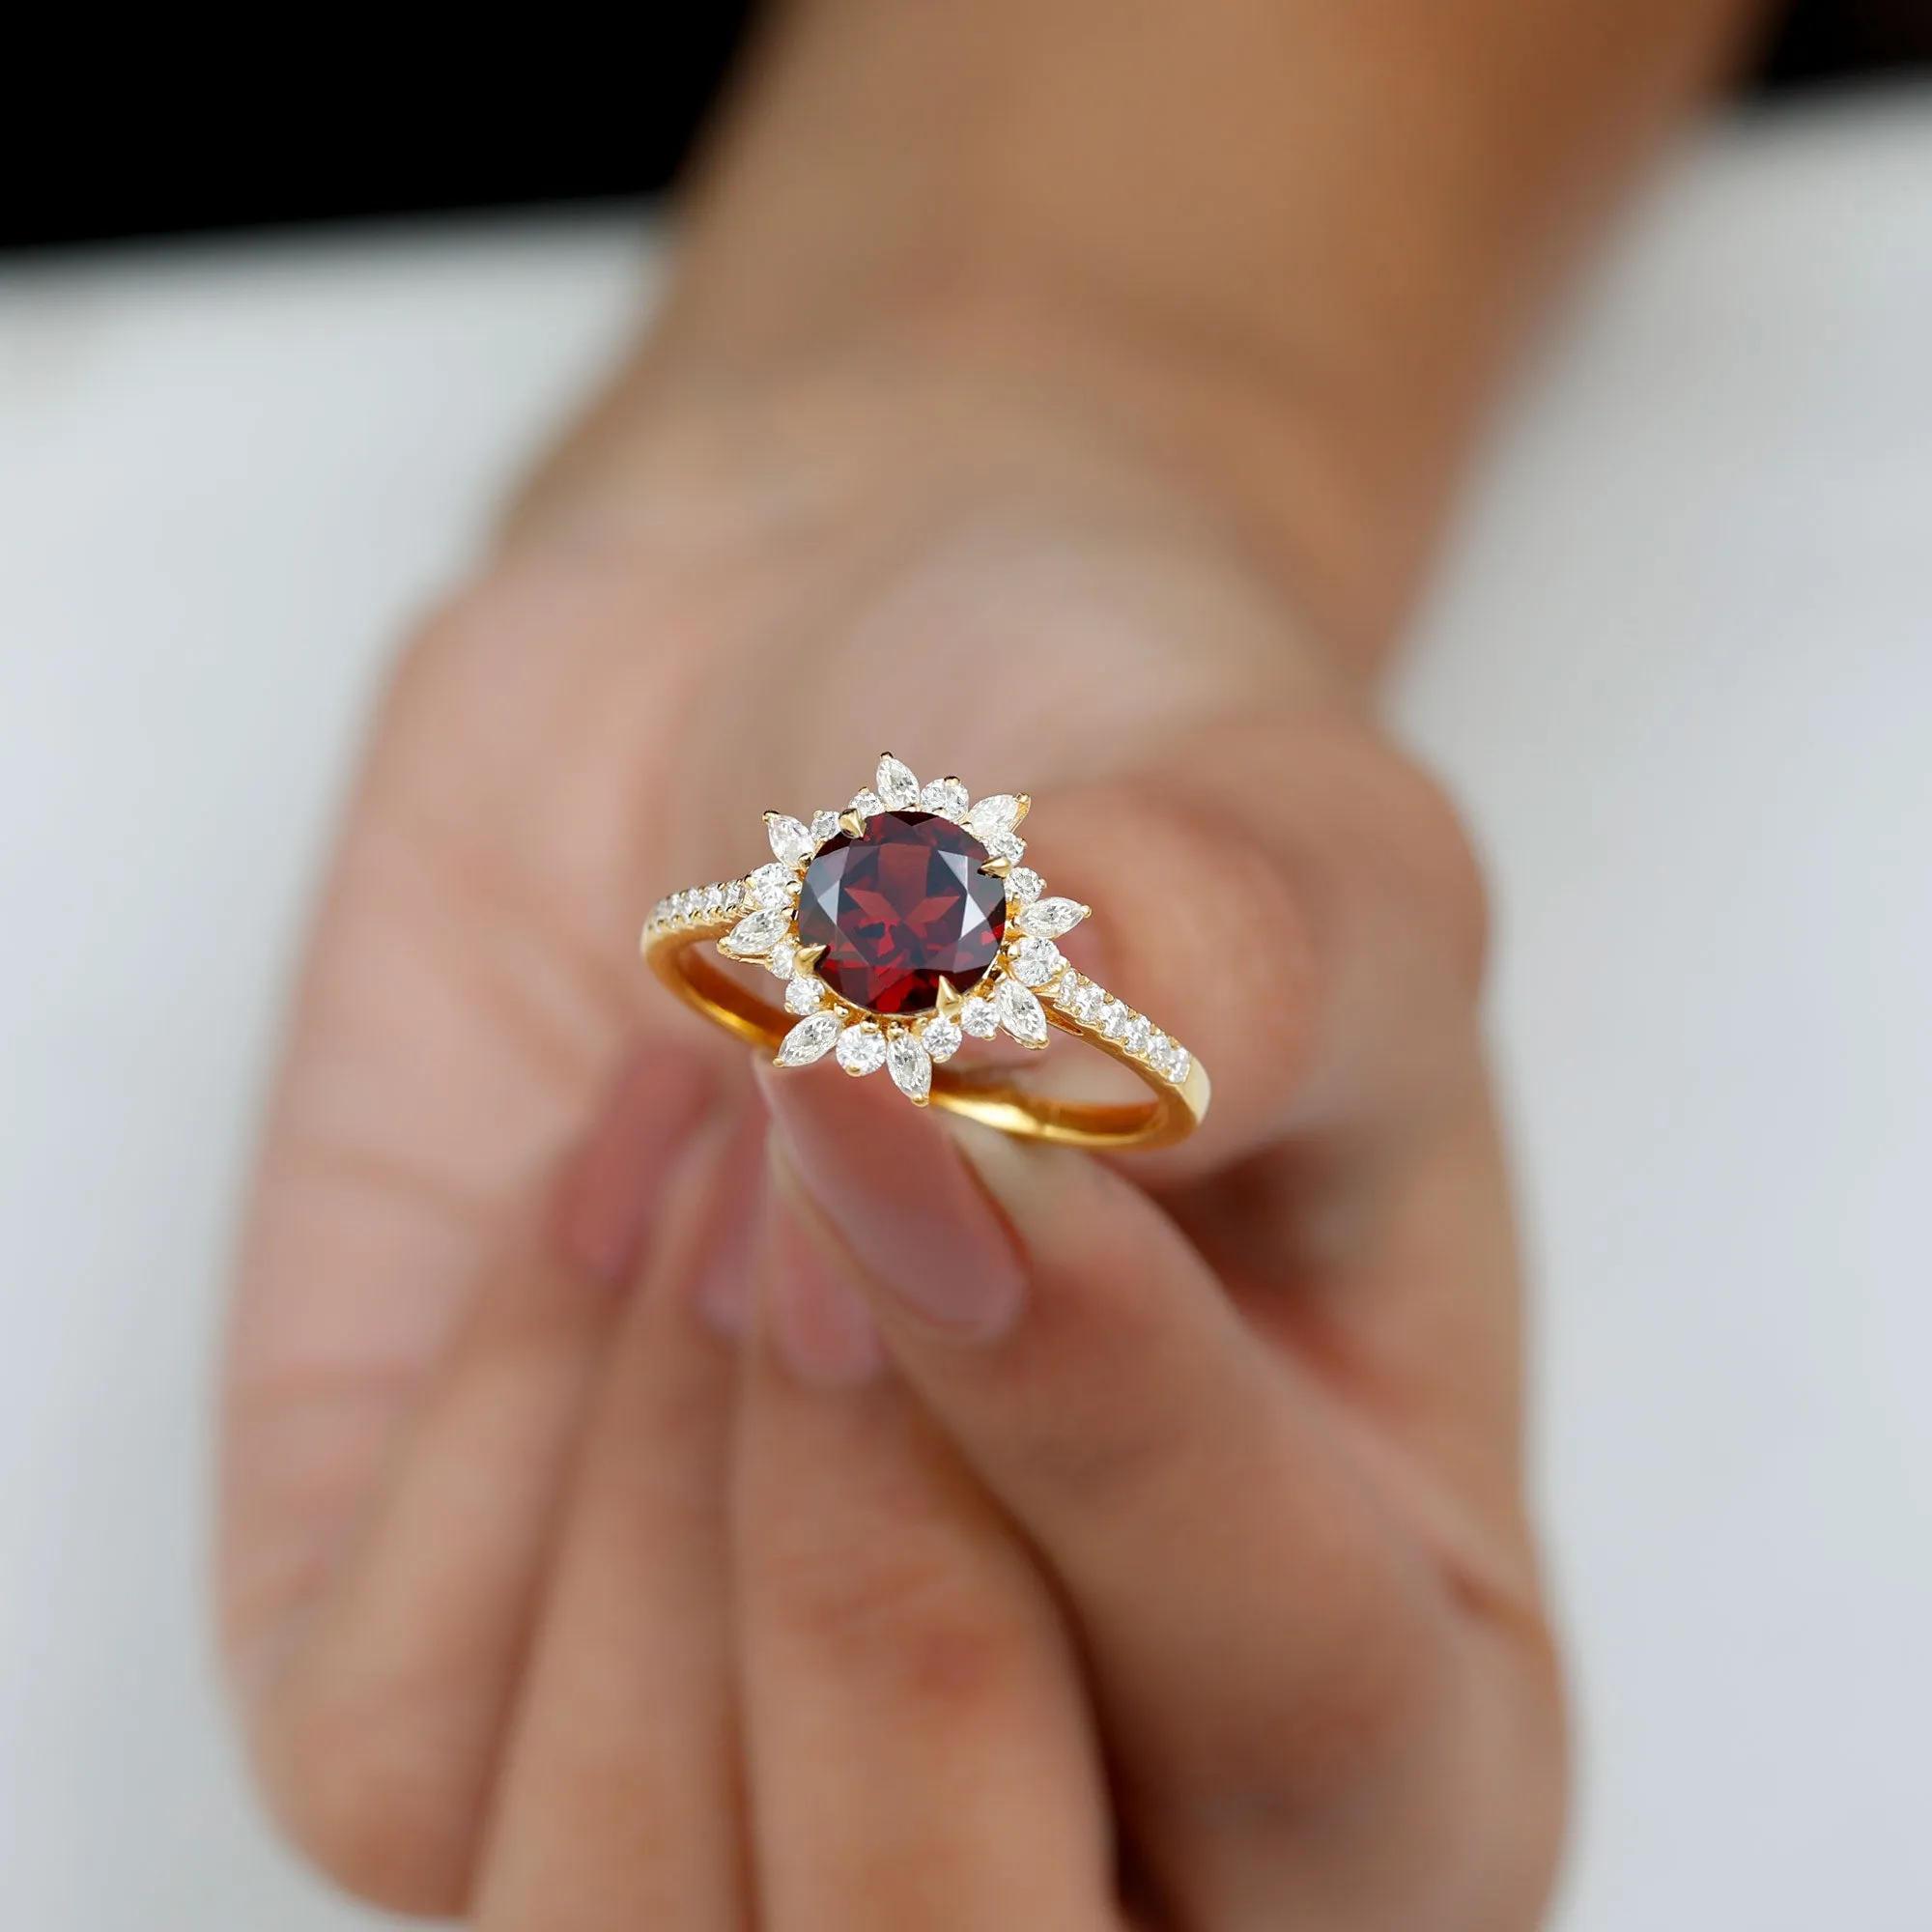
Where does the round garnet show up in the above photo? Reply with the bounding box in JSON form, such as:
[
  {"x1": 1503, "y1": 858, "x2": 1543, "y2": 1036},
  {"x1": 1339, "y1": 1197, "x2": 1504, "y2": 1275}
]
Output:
[{"x1": 797, "y1": 810, "x2": 1007, "y2": 1015}]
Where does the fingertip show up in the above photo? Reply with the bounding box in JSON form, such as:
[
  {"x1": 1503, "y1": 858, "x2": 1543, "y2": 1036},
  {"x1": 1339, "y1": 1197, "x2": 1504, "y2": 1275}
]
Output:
[{"x1": 754, "y1": 1060, "x2": 1027, "y2": 1340}]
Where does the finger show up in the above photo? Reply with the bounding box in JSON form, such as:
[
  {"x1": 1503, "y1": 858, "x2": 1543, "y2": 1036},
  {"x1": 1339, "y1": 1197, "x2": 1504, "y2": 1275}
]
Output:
[
  {"x1": 475, "y1": 1104, "x2": 764, "y2": 1932},
  {"x1": 233, "y1": 1040, "x2": 717, "y2": 1916},
  {"x1": 1027, "y1": 712, "x2": 1488, "y2": 1178},
  {"x1": 761, "y1": 1067, "x2": 1564, "y2": 1928},
  {"x1": 735, "y1": 1172, "x2": 1118, "y2": 1932}
]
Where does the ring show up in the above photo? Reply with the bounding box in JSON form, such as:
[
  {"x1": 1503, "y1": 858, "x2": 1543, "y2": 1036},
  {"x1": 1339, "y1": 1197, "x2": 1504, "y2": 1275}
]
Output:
[{"x1": 642, "y1": 754, "x2": 1209, "y2": 1150}]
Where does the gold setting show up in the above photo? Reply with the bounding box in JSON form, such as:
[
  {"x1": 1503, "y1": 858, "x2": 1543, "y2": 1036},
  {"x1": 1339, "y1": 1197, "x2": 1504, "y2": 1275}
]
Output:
[{"x1": 642, "y1": 755, "x2": 1209, "y2": 1150}]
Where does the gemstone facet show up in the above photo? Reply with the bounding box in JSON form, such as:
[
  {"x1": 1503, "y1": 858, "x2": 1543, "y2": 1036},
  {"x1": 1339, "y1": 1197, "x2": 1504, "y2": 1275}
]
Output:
[{"x1": 798, "y1": 810, "x2": 1007, "y2": 1015}]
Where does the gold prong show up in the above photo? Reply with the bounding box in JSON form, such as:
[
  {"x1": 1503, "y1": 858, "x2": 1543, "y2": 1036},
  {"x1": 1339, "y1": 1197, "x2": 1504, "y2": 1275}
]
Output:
[
  {"x1": 980, "y1": 856, "x2": 1012, "y2": 878},
  {"x1": 1010, "y1": 794, "x2": 1032, "y2": 827},
  {"x1": 934, "y1": 976, "x2": 965, "y2": 1020},
  {"x1": 838, "y1": 810, "x2": 866, "y2": 837},
  {"x1": 794, "y1": 943, "x2": 827, "y2": 972}
]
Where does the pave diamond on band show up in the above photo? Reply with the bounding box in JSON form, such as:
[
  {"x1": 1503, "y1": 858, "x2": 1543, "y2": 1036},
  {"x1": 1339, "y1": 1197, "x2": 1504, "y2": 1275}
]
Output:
[{"x1": 642, "y1": 754, "x2": 1209, "y2": 1150}]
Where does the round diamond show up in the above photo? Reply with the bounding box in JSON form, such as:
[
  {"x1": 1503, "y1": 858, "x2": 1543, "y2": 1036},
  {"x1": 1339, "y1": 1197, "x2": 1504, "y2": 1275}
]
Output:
[
  {"x1": 749, "y1": 863, "x2": 798, "y2": 910},
  {"x1": 1009, "y1": 936, "x2": 1065, "y2": 988},
  {"x1": 836, "y1": 1024, "x2": 888, "y2": 1076},
  {"x1": 921, "y1": 1016, "x2": 963, "y2": 1062},
  {"x1": 921, "y1": 776, "x2": 970, "y2": 820},
  {"x1": 797, "y1": 810, "x2": 1007, "y2": 1016},
  {"x1": 959, "y1": 997, "x2": 999, "y2": 1038},
  {"x1": 784, "y1": 976, "x2": 828, "y2": 1014},
  {"x1": 1006, "y1": 867, "x2": 1044, "y2": 909}
]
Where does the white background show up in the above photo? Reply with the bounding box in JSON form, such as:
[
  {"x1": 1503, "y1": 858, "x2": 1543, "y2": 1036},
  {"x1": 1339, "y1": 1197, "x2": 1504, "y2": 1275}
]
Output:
[{"x1": 3, "y1": 90, "x2": 1929, "y2": 1930}]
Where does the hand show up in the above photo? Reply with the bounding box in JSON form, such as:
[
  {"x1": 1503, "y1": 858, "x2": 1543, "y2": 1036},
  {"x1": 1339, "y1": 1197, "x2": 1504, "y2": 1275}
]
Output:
[{"x1": 219, "y1": 358, "x2": 1564, "y2": 1927}]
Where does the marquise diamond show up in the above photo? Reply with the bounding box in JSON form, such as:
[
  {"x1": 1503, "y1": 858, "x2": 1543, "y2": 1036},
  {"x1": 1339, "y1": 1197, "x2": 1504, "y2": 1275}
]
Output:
[
  {"x1": 1016, "y1": 896, "x2": 1086, "y2": 940},
  {"x1": 777, "y1": 1011, "x2": 843, "y2": 1066},
  {"x1": 876, "y1": 754, "x2": 921, "y2": 810},
  {"x1": 723, "y1": 910, "x2": 786, "y2": 957},
  {"x1": 887, "y1": 1031, "x2": 932, "y2": 1102},
  {"x1": 996, "y1": 979, "x2": 1049, "y2": 1047},
  {"x1": 965, "y1": 794, "x2": 1021, "y2": 838},
  {"x1": 767, "y1": 815, "x2": 814, "y2": 869}
]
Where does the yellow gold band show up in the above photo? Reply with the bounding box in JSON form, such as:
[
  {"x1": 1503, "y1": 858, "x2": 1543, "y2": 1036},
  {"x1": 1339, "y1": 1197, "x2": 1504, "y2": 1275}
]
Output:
[{"x1": 643, "y1": 916, "x2": 1210, "y2": 1151}]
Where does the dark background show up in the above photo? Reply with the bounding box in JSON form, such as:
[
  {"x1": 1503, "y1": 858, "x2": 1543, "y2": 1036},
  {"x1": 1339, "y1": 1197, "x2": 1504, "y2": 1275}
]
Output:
[{"x1": 3, "y1": 0, "x2": 1928, "y2": 254}]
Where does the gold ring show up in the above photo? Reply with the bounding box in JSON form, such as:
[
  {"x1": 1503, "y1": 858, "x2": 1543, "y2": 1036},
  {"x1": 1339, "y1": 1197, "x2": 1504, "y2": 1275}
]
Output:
[{"x1": 642, "y1": 754, "x2": 1209, "y2": 1151}]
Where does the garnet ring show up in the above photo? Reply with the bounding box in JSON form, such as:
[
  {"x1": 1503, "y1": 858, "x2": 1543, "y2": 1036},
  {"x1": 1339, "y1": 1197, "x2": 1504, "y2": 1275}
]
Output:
[{"x1": 641, "y1": 754, "x2": 1209, "y2": 1150}]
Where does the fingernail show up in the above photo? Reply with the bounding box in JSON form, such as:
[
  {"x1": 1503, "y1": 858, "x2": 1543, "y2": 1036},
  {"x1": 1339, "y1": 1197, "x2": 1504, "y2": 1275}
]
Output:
[
  {"x1": 690, "y1": 1106, "x2": 769, "y2": 1338},
  {"x1": 554, "y1": 1039, "x2": 717, "y2": 1292},
  {"x1": 755, "y1": 1063, "x2": 1026, "y2": 1339},
  {"x1": 762, "y1": 1179, "x2": 885, "y2": 1389}
]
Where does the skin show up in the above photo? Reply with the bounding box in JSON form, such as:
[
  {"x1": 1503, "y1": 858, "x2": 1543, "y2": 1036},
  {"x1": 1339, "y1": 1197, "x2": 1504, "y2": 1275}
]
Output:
[{"x1": 220, "y1": 0, "x2": 1765, "y2": 1924}]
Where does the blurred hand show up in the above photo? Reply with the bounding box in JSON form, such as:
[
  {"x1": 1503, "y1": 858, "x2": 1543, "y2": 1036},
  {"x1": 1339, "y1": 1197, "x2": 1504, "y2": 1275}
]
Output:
[{"x1": 220, "y1": 356, "x2": 1564, "y2": 1928}]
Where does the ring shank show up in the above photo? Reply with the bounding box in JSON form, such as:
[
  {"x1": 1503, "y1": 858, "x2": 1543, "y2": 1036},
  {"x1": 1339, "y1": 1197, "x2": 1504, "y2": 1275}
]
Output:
[{"x1": 646, "y1": 927, "x2": 1208, "y2": 1151}]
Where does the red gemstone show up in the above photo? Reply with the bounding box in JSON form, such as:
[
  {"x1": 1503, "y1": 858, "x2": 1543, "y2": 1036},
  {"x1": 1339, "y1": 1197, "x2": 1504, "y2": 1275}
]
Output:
[{"x1": 797, "y1": 810, "x2": 1007, "y2": 1015}]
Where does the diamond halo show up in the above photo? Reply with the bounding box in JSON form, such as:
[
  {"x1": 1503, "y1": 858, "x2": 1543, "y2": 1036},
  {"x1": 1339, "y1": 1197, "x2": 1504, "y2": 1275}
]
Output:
[{"x1": 641, "y1": 753, "x2": 1204, "y2": 1135}]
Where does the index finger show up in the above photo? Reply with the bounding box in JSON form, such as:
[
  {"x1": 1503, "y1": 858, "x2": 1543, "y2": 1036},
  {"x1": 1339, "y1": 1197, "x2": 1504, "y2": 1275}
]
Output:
[{"x1": 1031, "y1": 713, "x2": 1486, "y2": 1179}]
